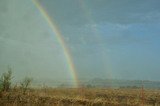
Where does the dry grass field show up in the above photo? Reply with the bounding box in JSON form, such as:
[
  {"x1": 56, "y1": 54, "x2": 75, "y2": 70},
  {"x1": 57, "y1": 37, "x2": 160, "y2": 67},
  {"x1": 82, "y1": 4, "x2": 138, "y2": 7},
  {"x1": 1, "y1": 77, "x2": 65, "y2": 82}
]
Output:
[{"x1": 0, "y1": 88, "x2": 160, "y2": 106}]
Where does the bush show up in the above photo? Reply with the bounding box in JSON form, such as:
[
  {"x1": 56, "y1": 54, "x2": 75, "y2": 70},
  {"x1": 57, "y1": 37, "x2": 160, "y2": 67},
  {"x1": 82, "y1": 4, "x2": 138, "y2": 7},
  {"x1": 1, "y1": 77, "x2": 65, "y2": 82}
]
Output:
[
  {"x1": 0, "y1": 80, "x2": 2, "y2": 91},
  {"x1": 0, "y1": 68, "x2": 13, "y2": 92},
  {"x1": 20, "y1": 77, "x2": 33, "y2": 94}
]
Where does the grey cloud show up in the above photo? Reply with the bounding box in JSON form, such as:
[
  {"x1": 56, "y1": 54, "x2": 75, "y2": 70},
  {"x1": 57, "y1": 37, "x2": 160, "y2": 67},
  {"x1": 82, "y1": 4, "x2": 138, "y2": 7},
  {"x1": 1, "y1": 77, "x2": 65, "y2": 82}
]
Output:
[
  {"x1": 39, "y1": 0, "x2": 160, "y2": 26},
  {"x1": 59, "y1": 23, "x2": 156, "y2": 46}
]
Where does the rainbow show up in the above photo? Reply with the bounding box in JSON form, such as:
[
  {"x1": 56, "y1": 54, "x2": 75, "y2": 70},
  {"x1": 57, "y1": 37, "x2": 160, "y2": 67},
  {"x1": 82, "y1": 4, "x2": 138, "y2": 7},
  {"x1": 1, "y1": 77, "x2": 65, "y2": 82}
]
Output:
[
  {"x1": 79, "y1": 0, "x2": 113, "y2": 80},
  {"x1": 32, "y1": 0, "x2": 79, "y2": 87}
]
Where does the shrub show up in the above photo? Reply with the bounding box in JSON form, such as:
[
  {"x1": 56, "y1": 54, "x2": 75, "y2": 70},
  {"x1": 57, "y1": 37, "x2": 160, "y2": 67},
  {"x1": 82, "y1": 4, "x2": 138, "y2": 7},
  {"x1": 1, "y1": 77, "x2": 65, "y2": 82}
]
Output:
[
  {"x1": 20, "y1": 77, "x2": 33, "y2": 94},
  {"x1": 0, "y1": 80, "x2": 2, "y2": 91},
  {"x1": 0, "y1": 68, "x2": 13, "y2": 92}
]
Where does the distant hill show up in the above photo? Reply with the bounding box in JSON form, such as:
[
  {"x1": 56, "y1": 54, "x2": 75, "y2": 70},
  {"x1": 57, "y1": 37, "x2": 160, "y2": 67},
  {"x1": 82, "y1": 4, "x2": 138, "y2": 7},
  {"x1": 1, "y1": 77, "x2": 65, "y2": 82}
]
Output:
[
  {"x1": 20, "y1": 78, "x2": 160, "y2": 89},
  {"x1": 85, "y1": 78, "x2": 160, "y2": 89}
]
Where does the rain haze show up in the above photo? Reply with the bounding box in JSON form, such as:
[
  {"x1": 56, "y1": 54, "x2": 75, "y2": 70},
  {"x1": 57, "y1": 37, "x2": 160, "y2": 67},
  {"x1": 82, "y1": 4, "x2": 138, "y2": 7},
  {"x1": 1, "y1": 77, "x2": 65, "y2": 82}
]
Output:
[{"x1": 0, "y1": 0, "x2": 160, "y2": 86}]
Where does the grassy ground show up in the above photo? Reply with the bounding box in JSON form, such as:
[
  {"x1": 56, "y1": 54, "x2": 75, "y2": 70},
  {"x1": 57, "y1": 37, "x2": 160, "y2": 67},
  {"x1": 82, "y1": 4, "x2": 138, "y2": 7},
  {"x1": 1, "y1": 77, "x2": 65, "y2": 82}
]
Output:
[{"x1": 0, "y1": 88, "x2": 160, "y2": 106}]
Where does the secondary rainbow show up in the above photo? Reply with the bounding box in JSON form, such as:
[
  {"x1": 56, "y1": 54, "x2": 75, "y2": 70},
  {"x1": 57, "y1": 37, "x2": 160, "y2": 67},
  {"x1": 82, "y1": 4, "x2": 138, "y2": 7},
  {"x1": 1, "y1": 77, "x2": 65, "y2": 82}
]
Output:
[
  {"x1": 79, "y1": 0, "x2": 113, "y2": 80},
  {"x1": 32, "y1": 0, "x2": 79, "y2": 87}
]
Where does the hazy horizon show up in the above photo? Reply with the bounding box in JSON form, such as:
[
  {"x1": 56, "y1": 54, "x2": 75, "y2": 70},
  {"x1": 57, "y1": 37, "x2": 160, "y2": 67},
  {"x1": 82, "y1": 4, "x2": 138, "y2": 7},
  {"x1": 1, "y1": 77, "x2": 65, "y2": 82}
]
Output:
[{"x1": 0, "y1": 0, "x2": 160, "y2": 82}]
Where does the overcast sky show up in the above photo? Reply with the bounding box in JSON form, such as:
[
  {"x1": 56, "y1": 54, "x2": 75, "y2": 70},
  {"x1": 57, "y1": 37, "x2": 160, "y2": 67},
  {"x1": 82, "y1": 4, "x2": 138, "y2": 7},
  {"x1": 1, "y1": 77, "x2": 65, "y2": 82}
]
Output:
[{"x1": 0, "y1": 0, "x2": 160, "y2": 81}]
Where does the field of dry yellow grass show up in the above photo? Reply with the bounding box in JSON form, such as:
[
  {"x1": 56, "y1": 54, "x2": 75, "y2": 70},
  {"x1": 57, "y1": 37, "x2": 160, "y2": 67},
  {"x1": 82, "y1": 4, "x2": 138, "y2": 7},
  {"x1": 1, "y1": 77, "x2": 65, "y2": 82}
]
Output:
[{"x1": 0, "y1": 88, "x2": 160, "y2": 106}]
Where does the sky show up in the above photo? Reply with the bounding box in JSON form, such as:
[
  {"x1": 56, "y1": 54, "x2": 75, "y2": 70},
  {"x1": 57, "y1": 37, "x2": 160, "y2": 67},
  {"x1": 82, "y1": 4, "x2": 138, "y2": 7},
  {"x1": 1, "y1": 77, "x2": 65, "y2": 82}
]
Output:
[{"x1": 0, "y1": 0, "x2": 160, "y2": 82}]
